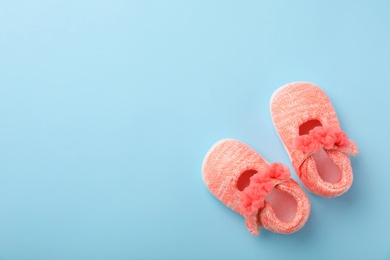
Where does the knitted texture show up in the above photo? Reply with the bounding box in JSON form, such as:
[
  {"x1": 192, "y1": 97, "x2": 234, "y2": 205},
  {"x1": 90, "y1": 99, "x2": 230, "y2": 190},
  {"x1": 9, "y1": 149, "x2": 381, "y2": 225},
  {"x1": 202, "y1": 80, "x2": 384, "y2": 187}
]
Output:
[
  {"x1": 239, "y1": 163, "x2": 290, "y2": 216},
  {"x1": 202, "y1": 139, "x2": 310, "y2": 235},
  {"x1": 270, "y1": 82, "x2": 358, "y2": 197},
  {"x1": 293, "y1": 126, "x2": 351, "y2": 153}
]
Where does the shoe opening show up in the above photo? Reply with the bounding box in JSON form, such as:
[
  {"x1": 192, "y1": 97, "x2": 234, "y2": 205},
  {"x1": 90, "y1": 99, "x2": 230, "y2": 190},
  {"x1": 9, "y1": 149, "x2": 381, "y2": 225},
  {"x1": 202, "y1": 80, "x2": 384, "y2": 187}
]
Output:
[
  {"x1": 264, "y1": 188, "x2": 297, "y2": 222},
  {"x1": 298, "y1": 119, "x2": 341, "y2": 184},
  {"x1": 237, "y1": 170, "x2": 257, "y2": 191},
  {"x1": 312, "y1": 148, "x2": 341, "y2": 183},
  {"x1": 299, "y1": 119, "x2": 322, "y2": 135}
]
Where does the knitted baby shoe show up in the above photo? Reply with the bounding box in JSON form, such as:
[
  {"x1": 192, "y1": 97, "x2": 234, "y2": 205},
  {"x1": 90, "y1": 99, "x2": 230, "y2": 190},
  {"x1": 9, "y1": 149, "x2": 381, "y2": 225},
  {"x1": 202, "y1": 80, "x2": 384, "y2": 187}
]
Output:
[
  {"x1": 270, "y1": 82, "x2": 358, "y2": 198},
  {"x1": 202, "y1": 139, "x2": 310, "y2": 235}
]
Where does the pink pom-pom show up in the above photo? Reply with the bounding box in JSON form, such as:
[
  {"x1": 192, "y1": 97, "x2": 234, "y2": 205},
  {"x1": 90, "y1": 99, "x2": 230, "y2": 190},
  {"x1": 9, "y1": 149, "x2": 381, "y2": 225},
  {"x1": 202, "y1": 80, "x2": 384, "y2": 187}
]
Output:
[
  {"x1": 260, "y1": 181, "x2": 274, "y2": 194},
  {"x1": 334, "y1": 130, "x2": 350, "y2": 150},
  {"x1": 239, "y1": 194, "x2": 258, "y2": 215},
  {"x1": 239, "y1": 177, "x2": 273, "y2": 216},
  {"x1": 238, "y1": 162, "x2": 293, "y2": 217},
  {"x1": 310, "y1": 126, "x2": 337, "y2": 149},
  {"x1": 267, "y1": 163, "x2": 290, "y2": 181},
  {"x1": 240, "y1": 193, "x2": 263, "y2": 216},
  {"x1": 250, "y1": 170, "x2": 271, "y2": 184},
  {"x1": 240, "y1": 192, "x2": 252, "y2": 208},
  {"x1": 293, "y1": 135, "x2": 321, "y2": 154},
  {"x1": 251, "y1": 199, "x2": 265, "y2": 214}
]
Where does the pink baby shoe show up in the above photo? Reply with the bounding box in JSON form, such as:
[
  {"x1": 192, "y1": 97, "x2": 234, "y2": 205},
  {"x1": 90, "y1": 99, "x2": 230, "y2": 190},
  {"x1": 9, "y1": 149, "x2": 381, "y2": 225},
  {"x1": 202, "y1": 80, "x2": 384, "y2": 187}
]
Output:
[
  {"x1": 202, "y1": 139, "x2": 310, "y2": 235},
  {"x1": 270, "y1": 82, "x2": 358, "y2": 198}
]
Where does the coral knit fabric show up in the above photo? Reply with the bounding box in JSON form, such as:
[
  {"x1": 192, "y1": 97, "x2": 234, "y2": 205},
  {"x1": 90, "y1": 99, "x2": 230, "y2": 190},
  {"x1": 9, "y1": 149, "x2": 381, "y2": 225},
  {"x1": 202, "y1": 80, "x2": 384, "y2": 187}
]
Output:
[
  {"x1": 270, "y1": 82, "x2": 358, "y2": 197},
  {"x1": 202, "y1": 139, "x2": 310, "y2": 235}
]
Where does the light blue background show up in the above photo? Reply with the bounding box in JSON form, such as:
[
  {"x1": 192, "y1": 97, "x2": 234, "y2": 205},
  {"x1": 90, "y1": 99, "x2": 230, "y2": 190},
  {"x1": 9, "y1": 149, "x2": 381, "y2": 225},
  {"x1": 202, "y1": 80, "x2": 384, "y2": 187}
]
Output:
[{"x1": 0, "y1": 1, "x2": 389, "y2": 259}]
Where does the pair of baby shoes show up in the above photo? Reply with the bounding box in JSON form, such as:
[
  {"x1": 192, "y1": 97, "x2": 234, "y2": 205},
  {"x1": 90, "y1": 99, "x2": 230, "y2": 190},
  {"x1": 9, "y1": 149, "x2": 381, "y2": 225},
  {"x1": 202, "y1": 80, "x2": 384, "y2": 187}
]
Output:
[{"x1": 202, "y1": 82, "x2": 358, "y2": 235}]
